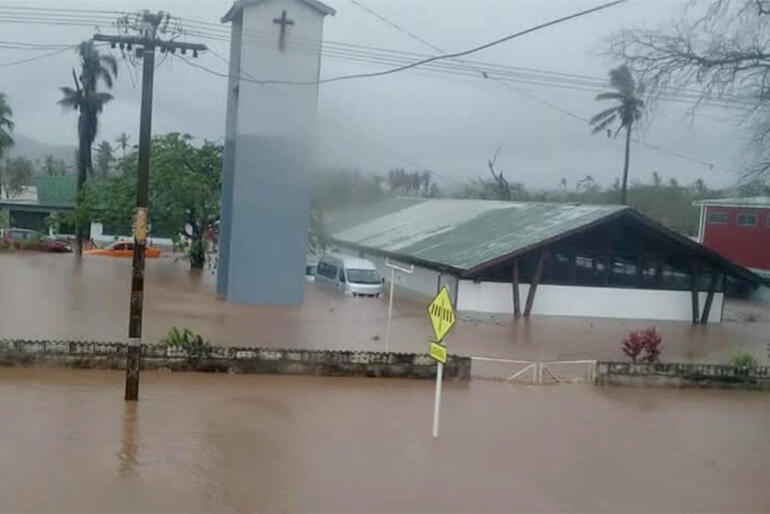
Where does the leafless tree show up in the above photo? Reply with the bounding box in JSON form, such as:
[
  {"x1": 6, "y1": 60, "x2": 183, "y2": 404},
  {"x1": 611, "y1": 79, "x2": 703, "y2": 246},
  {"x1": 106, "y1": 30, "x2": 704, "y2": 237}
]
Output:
[
  {"x1": 608, "y1": 0, "x2": 770, "y2": 183},
  {"x1": 486, "y1": 149, "x2": 511, "y2": 201}
]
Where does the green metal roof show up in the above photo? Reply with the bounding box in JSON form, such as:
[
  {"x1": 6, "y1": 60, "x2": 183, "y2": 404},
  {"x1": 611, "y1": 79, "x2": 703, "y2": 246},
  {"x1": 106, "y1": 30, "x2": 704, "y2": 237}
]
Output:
[
  {"x1": 36, "y1": 175, "x2": 76, "y2": 203},
  {"x1": 329, "y1": 198, "x2": 627, "y2": 272}
]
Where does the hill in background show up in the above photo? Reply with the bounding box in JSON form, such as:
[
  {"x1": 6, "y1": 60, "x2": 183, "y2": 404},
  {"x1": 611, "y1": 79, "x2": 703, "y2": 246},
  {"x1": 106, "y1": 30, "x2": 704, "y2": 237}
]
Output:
[{"x1": 7, "y1": 134, "x2": 75, "y2": 165}]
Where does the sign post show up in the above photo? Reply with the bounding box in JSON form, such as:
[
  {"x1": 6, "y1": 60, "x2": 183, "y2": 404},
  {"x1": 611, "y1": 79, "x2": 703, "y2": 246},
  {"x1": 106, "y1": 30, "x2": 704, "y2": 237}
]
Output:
[
  {"x1": 384, "y1": 258, "x2": 414, "y2": 353},
  {"x1": 427, "y1": 286, "x2": 456, "y2": 438}
]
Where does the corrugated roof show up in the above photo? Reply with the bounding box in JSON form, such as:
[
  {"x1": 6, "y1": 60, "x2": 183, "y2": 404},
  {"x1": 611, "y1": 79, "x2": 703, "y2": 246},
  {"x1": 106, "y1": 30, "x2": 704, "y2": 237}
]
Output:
[
  {"x1": 693, "y1": 196, "x2": 770, "y2": 208},
  {"x1": 37, "y1": 176, "x2": 76, "y2": 203},
  {"x1": 330, "y1": 198, "x2": 627, "y2": 272}
]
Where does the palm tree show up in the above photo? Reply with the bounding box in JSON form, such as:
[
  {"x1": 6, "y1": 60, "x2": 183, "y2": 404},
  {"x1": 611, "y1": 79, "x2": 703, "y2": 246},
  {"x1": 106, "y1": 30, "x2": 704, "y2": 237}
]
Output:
[
  {"x1": 58, "y1": 40, "x2": 117, "y2": 253},
  {"x1": 0, "y1": 93, "x2": 14, "y2": 199},
  {"x1": 115, "y1": 132, "x2": 129, "y2": 157},
  {"x1": 590, "y1": 64, "x2": 644, "y2": 205}
]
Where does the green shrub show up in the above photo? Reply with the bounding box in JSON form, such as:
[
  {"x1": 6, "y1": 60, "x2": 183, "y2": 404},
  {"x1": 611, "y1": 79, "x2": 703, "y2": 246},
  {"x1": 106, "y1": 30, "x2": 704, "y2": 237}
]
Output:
[
  {"x1": 162, "y1": 327, "x2": 213, "y2": 357},
  {"x1": 730, "y1": 353, "x2": 758, "y2": 369}
]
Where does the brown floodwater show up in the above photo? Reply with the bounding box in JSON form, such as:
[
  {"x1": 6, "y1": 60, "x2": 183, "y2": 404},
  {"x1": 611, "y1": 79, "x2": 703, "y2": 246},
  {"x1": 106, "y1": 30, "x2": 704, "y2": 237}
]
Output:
[
  {"x1": 0, "y1": 252, "x2": 767, "y2": 368},
  {"x1": 0, "y1": 368, "x2": 767, "y2": 513}
]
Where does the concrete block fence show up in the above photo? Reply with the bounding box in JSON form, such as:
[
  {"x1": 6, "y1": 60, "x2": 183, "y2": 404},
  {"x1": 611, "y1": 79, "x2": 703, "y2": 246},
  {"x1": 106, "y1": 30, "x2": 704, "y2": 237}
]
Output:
[{"x1": 0, "y1": 339, "x2": 471, "y2": 380}]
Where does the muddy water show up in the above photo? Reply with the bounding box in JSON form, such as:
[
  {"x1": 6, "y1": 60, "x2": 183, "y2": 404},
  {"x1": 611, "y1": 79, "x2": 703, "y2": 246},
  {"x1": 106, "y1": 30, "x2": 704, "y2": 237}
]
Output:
[
  {"x1": 1, "y1": 253, "x2": 767, "y2": 365},
  {"x1": 0, "y1": 368, "x2": 767, "y2": 513}
]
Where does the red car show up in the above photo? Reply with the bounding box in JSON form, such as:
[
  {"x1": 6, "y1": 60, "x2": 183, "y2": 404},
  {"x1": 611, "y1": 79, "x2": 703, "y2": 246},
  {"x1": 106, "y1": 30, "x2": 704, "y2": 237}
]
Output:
[{"x1": 1, "y1": 228, "x2": 72, "y2": 252}]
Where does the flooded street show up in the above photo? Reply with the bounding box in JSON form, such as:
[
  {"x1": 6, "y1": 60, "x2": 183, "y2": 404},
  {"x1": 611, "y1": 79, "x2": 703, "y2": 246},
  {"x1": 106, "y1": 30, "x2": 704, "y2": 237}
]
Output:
[
  {"x1": 1, "y1": 253, "x2": 769, "y2": 512},
  {"x1": 0, "y1": 368, "x2": 767, "y2": 513},
  {"x1": 1, "y1": 253, "x2": 767, "y2": 365}
]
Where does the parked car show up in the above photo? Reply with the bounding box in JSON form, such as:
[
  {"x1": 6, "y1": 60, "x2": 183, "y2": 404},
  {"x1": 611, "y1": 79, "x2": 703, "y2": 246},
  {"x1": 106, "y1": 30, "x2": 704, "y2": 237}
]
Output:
[
  {"x1": 0, "y1": 228, "x2": 71, "y2": 252},
  {"x1": 84, "y1": 240, "x2": 162, "y2": 258},
  {"x1": 315, "y1": 253, "x2": 384, "y2": 297}
]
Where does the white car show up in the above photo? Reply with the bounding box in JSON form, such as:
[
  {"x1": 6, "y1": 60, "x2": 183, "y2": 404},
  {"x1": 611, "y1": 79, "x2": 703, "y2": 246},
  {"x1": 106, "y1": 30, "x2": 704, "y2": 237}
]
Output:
[{"x1": 315, "y1": 253, "x2": 384, "y2": 297}]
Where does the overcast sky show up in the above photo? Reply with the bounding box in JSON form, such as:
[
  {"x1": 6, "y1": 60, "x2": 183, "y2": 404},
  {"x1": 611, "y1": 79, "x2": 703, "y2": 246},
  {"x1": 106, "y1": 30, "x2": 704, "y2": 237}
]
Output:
[{"x1": 0, "y1": 0, "x2": 751, "y2": 190}]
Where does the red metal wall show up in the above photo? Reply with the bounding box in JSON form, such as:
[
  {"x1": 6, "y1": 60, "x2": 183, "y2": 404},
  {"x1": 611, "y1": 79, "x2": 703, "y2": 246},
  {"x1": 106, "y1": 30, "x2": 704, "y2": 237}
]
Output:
[{"x1": 702, "y1": 206, "x2": 770, "y2": 270}]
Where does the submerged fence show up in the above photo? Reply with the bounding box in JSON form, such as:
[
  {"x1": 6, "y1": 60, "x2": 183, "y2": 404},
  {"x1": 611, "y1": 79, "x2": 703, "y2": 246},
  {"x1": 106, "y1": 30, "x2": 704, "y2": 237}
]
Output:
[{"x1": 0, "y1": 340, "x2": 471, "y2": 380}]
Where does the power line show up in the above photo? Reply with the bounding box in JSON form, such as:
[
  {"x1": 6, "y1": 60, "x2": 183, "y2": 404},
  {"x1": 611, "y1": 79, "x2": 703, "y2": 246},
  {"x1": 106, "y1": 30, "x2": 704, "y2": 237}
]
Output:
[
  {"x1": 346, "y1": 0, "x2": 725, "y2": 172},
  {"x1": 0, "y1": 46, "x2": 74, "y2": 67},
  {"x1": 178, "y1": 22, "x2": 751, "y2": 108},
  {"x1": 345, "y1": 0, "x2": 444, "y2": 53},
  {"x1": 217, "y1": 0, "x2": 631, "y2": 86},
  {"x1": 0, "y1": 6, "x2": 751, "y2": 107},
  {"x1": 0, "y1": 4, "x2": 123, "y2": 15}
]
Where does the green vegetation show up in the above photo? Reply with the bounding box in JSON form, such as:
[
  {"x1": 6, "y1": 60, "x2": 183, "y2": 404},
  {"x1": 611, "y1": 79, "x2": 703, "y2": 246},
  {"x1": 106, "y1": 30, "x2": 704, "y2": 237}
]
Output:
[
  {"x1": 451, "y1": 172, "x2": 717, "y2": 236},
  {"x1": 58, "y1": 41, "x2": 117, "y2": 254},
  {"x1": 40, "y1": 154, "x2": 68, "y2": 176},
  {"x1": 94, "y1": 140, "x2": 114, "y2": 177},
  {"x1": 0, "y1": 92, "x2": 14, "y2": 200},
  {"x1": 63, "y1": 133, "x2": 222, "y2": 269},
  {"x1": 730, "y1": 353, "x2": 758, "y2": 370},
  {"x1": 1, "y1": 156, "x2": 34, "y2": 199},
  {"x1": 162, "y1": 327, "x2": 213, "y2": 357}
]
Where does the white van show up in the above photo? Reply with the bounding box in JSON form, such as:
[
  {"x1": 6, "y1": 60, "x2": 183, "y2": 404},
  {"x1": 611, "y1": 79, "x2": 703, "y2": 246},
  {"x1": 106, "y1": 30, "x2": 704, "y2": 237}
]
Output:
[{"x1": 315, "y1": 253, "x2": 384, "y2": 297}]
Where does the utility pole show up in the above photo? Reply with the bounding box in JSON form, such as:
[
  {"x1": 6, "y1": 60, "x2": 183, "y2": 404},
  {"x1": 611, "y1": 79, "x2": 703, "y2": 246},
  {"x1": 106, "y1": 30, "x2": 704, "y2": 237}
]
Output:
[{"x1": 94, "y1": 12, "x2": 206, "y2": 401}]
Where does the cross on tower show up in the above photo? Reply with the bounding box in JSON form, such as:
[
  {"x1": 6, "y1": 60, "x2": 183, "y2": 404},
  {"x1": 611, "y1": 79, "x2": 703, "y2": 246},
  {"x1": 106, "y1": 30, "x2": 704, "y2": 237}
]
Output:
[{"x1": 272, "y1": 10, "x2": 294, "y2": 51}]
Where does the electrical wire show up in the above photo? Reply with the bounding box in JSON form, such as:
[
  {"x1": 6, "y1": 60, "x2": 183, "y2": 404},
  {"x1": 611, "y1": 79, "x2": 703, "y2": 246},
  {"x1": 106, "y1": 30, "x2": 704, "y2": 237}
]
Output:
[
  {"x1": 176, "y1": 23, "x2": 751, "y2": 108},
  {"x1": 181, "y1": 0, "x2": 633, "y2": 86},
  {"x1": 0, "y1": 46, "x2": 74, "y2": 67},
  {"x1": 345, "y1": 0, "x2": 725, "y2": 171},
  {"x1": 0, "y1": 6, "x2": 752, "y2": 107}
]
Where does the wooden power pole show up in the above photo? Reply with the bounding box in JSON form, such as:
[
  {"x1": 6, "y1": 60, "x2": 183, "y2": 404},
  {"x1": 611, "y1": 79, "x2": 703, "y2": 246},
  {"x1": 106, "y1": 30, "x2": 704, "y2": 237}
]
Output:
[{"x1": 94, "y1": 12, "x2": 206, "y2": 401}]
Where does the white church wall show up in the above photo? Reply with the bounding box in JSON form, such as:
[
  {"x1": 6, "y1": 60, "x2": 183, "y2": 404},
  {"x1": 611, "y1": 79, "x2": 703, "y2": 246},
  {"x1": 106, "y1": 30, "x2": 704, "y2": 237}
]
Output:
[
  {"x1": 237, "y1": 0, "x2": 325, "y2": 138},
  {"x1": 457, "y1": 280, "x2": 723, "y2": 323}
]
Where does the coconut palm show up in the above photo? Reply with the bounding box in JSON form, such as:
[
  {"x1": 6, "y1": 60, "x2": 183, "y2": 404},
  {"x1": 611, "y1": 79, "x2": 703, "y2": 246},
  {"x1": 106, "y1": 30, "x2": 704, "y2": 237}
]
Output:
[
  {"x1": 58, "y1": 40, "x2": 117, "y2": 254},
  {"x1": 590, "y1": 64, "x2": 644, "y2": 205},
  {"x1": 0, "y1": 93, "x2": 14, "y2": 199},
  {"x1": 58, "y1": 41, "x2": 117, "y2": 186},
  {"x1": 115, "y1": 132, "x2": 130, "y2": 157}
]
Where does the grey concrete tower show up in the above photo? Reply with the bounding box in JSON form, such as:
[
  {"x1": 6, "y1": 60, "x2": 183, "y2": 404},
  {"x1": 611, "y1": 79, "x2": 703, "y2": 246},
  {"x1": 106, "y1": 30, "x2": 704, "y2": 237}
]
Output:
[{"x1": 218, "y1": 0, "x2": 335, "y2": 304}]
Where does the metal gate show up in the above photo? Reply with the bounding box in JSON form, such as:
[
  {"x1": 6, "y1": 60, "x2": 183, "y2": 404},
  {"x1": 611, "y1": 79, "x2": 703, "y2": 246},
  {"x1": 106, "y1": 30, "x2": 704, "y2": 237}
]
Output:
[{"x1": 471, "y1": 357, "x2": 597, "y2": 384}]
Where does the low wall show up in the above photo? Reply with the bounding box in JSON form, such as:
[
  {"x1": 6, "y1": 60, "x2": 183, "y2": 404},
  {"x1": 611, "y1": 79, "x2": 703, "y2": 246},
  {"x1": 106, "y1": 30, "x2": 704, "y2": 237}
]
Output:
[
  {"x1": 595, "y1": 361, "x2": 770, "y2": 390},
  {"x1": 0, "y1": 340, "x2": 471, "y2": 380},
  {"x1": 457, "y1": 280, "x2": 724, "y2": 323}
]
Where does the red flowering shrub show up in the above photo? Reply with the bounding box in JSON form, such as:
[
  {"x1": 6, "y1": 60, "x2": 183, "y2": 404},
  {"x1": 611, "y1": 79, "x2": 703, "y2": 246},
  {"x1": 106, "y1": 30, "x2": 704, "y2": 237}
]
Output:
[{"x1": 622, "y1": 327, "x2": 663, "y2": 363}]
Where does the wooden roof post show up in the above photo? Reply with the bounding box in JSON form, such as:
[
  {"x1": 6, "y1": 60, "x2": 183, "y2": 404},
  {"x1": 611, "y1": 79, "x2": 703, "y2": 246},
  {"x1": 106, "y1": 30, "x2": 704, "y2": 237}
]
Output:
[
  {"x1": 690, "y1": 264, "x2": 700, "y2": 325},
  {"x1": 512, "y1": 258, "x2": 521, "y2": 318},
  {"x1": 700, "y1": 271, "x2": 720, "y2": 324},
  {"x1": 524, "y1": 251, "x2": 546, "y2": 317}
]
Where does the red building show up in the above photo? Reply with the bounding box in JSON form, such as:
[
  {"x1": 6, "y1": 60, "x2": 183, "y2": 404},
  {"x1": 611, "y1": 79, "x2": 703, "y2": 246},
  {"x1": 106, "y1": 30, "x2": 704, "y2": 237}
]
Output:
[{"x1": 695, "y1": 197, "x2": 770, "y2": 272}]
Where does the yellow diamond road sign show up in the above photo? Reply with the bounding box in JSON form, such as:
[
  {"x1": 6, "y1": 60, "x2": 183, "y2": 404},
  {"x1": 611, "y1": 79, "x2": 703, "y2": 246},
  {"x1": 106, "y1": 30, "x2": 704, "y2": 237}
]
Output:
[{"x1": 428, "y1": 286, "x2": 456, "y2": 343}]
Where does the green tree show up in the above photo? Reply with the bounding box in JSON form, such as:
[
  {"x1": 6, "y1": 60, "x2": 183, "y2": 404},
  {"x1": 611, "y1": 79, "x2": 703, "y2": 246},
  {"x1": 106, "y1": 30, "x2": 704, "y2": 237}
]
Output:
[
  {"x1": 115, "y1": 132, "x2": 130, "y2": 157},
  {"x1": 0, "y1": 93, "x2": 14, "y2": 199},
  {"x1": 58, "y1": 40, "x2": 117, "y2": 254},
  {"x1": 41, "y1": 154, "x2": 68, "y2": 176},
  {"x1": 84, "y1": 133, "x2": 222, "y2": 269},
  {"x1": 590, "y1": 64, "x2": 644, "y2": 205},
  {"x1": 2, "y1": 156, "x2": 33, "y2": 199},
  {"x1": 95, "y1": 140, "x2": 114, "y2": 177}
]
